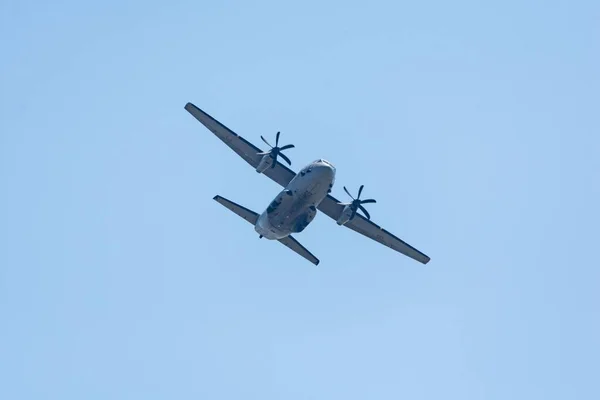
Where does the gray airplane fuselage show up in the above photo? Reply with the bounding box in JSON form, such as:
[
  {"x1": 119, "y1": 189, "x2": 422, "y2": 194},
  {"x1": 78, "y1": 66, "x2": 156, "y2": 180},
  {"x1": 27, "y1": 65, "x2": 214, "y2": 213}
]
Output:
[{"x1": 254, "y1": 159, "x2": 336, "y2": 239}]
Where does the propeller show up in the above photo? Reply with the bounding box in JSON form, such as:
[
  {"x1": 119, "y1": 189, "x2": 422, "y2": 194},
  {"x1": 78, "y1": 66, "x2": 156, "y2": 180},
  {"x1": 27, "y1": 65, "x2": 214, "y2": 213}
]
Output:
[
  {"x1": 257, "y1": 131, "x2": 295, "y2": 168},
  {"x1": 338, "y1": 185, "x2": 377, "y2": 220}
]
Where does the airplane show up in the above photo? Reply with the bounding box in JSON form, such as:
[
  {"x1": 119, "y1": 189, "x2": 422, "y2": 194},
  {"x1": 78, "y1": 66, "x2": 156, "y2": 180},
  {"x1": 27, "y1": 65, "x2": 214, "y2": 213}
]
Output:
[{"x1": 184, "y1": 102, "x2": 430, "y2": 266}]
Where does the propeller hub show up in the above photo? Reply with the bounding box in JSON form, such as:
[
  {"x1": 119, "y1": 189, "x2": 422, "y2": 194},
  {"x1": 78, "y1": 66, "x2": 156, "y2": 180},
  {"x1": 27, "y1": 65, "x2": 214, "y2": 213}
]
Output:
[
  {"x1": 258, "y1": 132, "x2": 295, "y2": 168},
  {"x1": 340, "y1": 185, "x2": 377, "y2": 220}
]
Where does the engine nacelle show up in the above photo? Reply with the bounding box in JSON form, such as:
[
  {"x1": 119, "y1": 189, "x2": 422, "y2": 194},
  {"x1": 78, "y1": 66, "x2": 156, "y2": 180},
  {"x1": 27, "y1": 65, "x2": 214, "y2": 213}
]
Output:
[
  {"x1": 256, "y1": 154, "x2": 273, "y2": 173},
  {"x1": 336, "y1": 205, "x2": 355, "y2": 226}
]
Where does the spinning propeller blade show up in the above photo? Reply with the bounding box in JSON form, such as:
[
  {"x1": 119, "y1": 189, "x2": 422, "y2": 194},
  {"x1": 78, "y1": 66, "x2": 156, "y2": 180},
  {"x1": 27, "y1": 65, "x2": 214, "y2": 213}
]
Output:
[
  {"x1": 338, "y1": 185, "x2": 377, "y2": 220},
  {"x1": 257, "y1": 131, "x2": 295, "y2": 168}
]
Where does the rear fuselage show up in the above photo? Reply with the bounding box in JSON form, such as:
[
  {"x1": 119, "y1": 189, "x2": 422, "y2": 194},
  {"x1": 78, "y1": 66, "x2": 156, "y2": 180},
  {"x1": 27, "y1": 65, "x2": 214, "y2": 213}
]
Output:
[{"x1": 254, "y1": 159, "x2": 336, "y2": 239}]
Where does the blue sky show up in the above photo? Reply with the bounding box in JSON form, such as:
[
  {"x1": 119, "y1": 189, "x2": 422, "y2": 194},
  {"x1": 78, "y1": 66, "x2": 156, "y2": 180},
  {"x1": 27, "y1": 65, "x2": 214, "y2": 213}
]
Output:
[{"x1": 1, "y1": 0, "x2": 599, "y2": 399}]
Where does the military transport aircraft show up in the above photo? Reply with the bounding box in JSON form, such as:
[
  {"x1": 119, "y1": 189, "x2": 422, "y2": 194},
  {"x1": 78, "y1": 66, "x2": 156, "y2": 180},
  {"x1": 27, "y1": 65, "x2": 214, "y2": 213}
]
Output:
[{"x1": 185, "y1": 102, "x2": 430, "y2": 266}]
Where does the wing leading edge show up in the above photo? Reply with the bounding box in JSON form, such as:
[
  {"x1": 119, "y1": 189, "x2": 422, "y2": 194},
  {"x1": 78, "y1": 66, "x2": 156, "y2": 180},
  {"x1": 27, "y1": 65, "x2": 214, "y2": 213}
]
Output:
[
  {"x1": 318, "y1": 195, "x2": 430, "y2": 264},
  {"x1": 185, "y1": 103, "x2": 296, "y2": 187}
]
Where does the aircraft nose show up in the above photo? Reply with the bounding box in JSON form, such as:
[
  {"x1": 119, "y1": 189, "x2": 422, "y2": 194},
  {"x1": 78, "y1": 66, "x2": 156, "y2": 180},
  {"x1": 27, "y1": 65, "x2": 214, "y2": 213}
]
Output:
[{"x1": 315, "y1": 161, "x2": 335, "y2": 181}]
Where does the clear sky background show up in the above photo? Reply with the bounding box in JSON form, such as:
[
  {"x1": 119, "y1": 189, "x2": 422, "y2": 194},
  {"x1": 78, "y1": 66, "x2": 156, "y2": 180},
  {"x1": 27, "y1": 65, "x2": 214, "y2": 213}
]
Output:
[{"x1": 1, "y1": 1, "x2": 599, "y2": 399}]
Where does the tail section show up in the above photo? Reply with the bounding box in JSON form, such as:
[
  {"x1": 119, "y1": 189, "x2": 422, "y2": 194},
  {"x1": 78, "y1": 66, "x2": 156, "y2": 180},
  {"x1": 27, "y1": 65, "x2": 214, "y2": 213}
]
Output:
[
  {"x1": 213, "y1": 195, "x2": 320, "y2": 265},
  {"x1": 278, "y1": 235, "x2": 320, "y2": 265},
  {"x1": 213, "y1": 195, "x2": 259, "y2": 225}
]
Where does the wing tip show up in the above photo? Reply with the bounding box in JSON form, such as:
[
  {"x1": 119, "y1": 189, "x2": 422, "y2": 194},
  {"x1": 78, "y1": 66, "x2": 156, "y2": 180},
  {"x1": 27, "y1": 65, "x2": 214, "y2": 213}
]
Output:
[{"x1": 185, "y1": 102, "x2": 203, "y2": 116}]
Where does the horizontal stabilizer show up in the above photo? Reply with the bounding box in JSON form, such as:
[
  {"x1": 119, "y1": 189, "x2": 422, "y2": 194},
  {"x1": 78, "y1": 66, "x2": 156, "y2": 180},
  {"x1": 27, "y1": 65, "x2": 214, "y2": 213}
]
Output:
[
  {"x1": 278, "y1": 235, "x2": 320, "y2": 266},
  {"x1": 213, "y1": 195, "x2": 319, "y2": 265},
  {"x1": 213, "y1": 195, "x2": 259, "y2": 225}
]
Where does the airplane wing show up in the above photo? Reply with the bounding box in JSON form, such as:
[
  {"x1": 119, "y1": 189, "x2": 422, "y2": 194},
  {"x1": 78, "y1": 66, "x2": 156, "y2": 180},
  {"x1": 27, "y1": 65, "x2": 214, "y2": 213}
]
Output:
[
  {"x1": 317, "y1": 195, "x2": 431, "y2": 264},
  {"x1": 185, "y1": 102, "x2": 296, "y2": 188}
]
